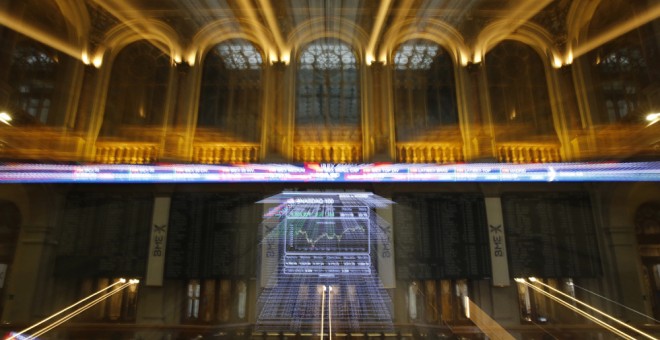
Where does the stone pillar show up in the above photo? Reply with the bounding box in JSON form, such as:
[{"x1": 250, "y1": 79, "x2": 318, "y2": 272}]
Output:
[
  {"x1": 602, "y1": 225, "x2": 650, "y2": 320},
  {"x1": 161, "y1": 61, "x2": 192, "y2": 162},
  {"x1": 368, "y1": 61, "x2": 395, "y2": 161},
  {"x1": 462, "y1": 61, "x2": 495, "y2": 161},
  {"x1": 262, "y1": 61, "x2": 288, "y2": 161},
  {"x1": 1, "y1": 224, "x2": 57, "y2": 322}
]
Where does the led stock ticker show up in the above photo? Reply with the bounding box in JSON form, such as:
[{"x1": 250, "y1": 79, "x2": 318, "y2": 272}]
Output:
[{"x1": 1, "y1": 162, "x2": 660, "y2": 183}]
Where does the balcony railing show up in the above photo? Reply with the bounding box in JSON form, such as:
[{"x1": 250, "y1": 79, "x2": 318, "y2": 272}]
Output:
[
  {"x1": 293, "y1": 125, "x2": 362, "y2": 163},
  {"x1": 496, "y1": 143, "x2": 561, "y2": 163},
  {"x1": 192, "y1": 143, "x2": 260, "y2": 163},
  {"x1": 94, "y1": 142, "x2": 159, "y2": 164},
  {"x1": 396, "y1": 142, "x2": 464, "y2": 163},
  {"x1": 293, "y1": 143, "x2": 362, "y2": 163}
]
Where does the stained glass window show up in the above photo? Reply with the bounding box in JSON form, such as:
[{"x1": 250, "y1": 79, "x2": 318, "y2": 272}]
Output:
[
  {"x1": 215, "y1": 42, "x2": 263, "y2": 70},
  {"x1": 198, "y1": 39, "x2": 263, "y2": 142},
  {"x1": 394, "y1": 42, "x2": 440, "y2": 70},
  {"x1": 393, "y1": 40, "x2": 458, "y2": 141},
  {"x1": 296, "y1": 39, "x2": 360, "y2": 127}
]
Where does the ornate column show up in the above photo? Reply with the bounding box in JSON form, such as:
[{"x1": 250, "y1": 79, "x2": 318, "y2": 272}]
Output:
[
  {"x1": 367, "y1": 61, "x2": 396, "y2": 161},
  {"x1": 161, "y1": 61, "x2": 192, "y2": 162},
  {"x1": 261, "y1": 61, "x2": 288, "y2": 161},
  {"x1": 461, "y1": 61, "x2": 495, "y2": 161}
]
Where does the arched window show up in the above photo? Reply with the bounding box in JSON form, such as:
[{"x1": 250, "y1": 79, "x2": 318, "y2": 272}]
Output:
[
  {"x1": 198, "y1": 39, "x2": 263, "y2": 142},
  {"x1": 8, "y1": 41, "x2": 58, "y2": 125},
  {"x1": 486, "y1": 40, "x2": 555, "y2": 140},
  {"x1": 587, "y1": 0, "x2": 659, "y2": 124},
  {"x1": 100, "y1": 41, "x2": 171, "y2": 139},
  {"x1": 2, "y1": 0, "x2": 74, "y2": 127},
  {"x1": 393, "y1": 40, "x2": 458, "y2": 141},
  {"x1": 295, "y1": 39, "x2": 360, "y2": 140}
]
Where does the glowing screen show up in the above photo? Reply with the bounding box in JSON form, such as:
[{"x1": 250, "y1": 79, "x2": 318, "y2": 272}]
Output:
[
  {"x1": 284, "y1": 206, "x2": 371, "y2": 275},
  {"x1": 256, "y1": 192, "x2": 394, "y2": 334}
]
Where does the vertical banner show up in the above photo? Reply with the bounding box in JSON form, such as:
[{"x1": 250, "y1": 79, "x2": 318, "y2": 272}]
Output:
[
  {"x1": 485, "y1": 197, "x2": 510, "y2": 287},
  {"x1": 377, "y1": 205, "x2": 396, "y2": 288},
  {"x1": 146, "y1": 196, "x2": 171, "y2": 286}
]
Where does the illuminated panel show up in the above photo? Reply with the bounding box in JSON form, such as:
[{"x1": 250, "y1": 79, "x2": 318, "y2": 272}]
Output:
[
  {"x1": 256, "y1": 192, "x2": 395, "y2": 334},
  {"x1": 0, "y1": 162, "x2": 659, "y2": 182},
  {"x1": 284, "y1": 205, "x2": 371, "y2": 275}
]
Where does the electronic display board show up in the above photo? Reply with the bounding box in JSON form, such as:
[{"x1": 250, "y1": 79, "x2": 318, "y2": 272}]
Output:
[
  {"x1": 256, "y1": 192, "x2": 395, "y2": 334},
  {"x1": 283, "y1": 205, "x2": 371, "y2": 275},
  {"x1": 393, "y1": 194, "x2": 491, "y2": 279},
  {"x1": 1, "y1": 162, "x2": 659, "y2": 183},
  {"x1": 502, "y1": 192, "x2": 602, "y2": 278}
]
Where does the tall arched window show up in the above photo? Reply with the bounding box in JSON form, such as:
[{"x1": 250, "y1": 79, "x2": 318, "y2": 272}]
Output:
[
  {"x1": 100, "y1": 41, "x2": 171, "y2": 139},
  {"x1": 393, "y1": 40, "x2": 458, "y2": 141},
  {"x1": 8, "y1": 41, "x2": 58, "y2": 125},
  {"x1": 486, "y1": 40, "x2": 555, "y2": 141},
  {"x1": 197, "y1": 39, "x2": 263, "y2": 142},
  {"x1": 295, "y1": 39, "x2": 360, "y2": 143},
  {"x1": 587, "y1": 0, "x2": 659, "y2": 124},
  {"x1": 4, "y1": 0, "x2": 76, "y2": 128}
]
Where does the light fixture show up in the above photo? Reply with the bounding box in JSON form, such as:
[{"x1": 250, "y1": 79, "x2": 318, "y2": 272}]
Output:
[
  {"x1": 646, "y1": 112, "x2": 660, "y2": 127},
  {"x1": 92, "y1": 55, "x2": 103, "y2": 68},
  {"x1": 645, "y1": 112, "x2": 660, "y2": 122},
  {"x1": 1, "y1": 111, "x2": 13, "y2": 125}
]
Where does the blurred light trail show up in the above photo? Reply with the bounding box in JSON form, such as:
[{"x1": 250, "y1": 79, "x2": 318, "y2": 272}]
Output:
[
  {"x1": 530, "y1": 278, "x2": 657, "y2": 340},
  {"x1": 0, "y1": 10, "x2": 82, "y2": 61},
  {"x1": 25, "y1": 280, "x2": 137, "y2": 339},
  {"x1": 515, "y1": 278, "x2": 636, "y2": 340},
  {"x1": 7, "y1": 279, "x2": 127, "y2": 340},
  {"x1": 571, "y1": 3, "x2": 660, "y2": 60},
  {"x1": 571, "y1": 282, "x2": 660, "y2": 324},
  {"x1": 366, "y1": 0, "x2": 392, "y2": 64}
]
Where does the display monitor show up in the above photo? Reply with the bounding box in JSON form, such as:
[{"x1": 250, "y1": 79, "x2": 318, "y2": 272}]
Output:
[{"x1": 283, "y1": 204, "x2": 371, "y2": 275}]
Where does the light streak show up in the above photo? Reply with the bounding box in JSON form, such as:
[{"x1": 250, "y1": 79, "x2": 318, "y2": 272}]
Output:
[
  {"x1": 571, "y1": 282, "x2": 660, "y2": 323},
  {"x1": 320, "y1": 285, "x2": 326, "y2": 340},
  {"x1": 7, "y1": 279, "x2": 127, "y2": 340},
  {"x1": 465, "y1": 298, "x2": 515, "y2": 340},
  {"x1": 646, "y1": 113, "x2": 660, "y2": 126},
  {"x1": 91, "y1": 0, "x2": 175, "y2": 59},
  {"x1": 328, "y1": 286, "x2": 333, "y2": 340},
  {"x1": 256, "y1": 0, "x2": 288, "y2": 60},
  {"x1": 26, "y1": 281, "x2": 134, "y2": 339},
  {"x1": 515, "y1": 279, "x2": 636, "y2": 339},
  {"x1": 0, "y1": 112, "x2": 12, "y2": 125},
  {"x1": 571, "y1": 3, "x2": 660, "y2": 60},
  {"x1": 0, "y1": 10, "x2": 83, "y2": 61},
  {"x1": 476, "y1": 0, "x2": 554, "y2": 57},
  {"x1": 235, "y1": 0, "x2": 275, "y2": 62},
  {"x1": 529, "y1": 278, "x2": 657, "y2": 340},
  {"x1": 366, "y1": 0, "x2": 392, "y2": 64}
]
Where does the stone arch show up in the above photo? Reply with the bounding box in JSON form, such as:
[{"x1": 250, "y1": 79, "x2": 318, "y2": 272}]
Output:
[
  {"x1": 190, "y1": 19, "x2": 273, "y2": 66},
  {"x1": 98, "y1": 19, "x2": 183, "y2": 66},
  {"x1": 380, "y1": 18, "x2": 469, "y2": 67},
  {"x1": 287, "y1": 17, "x2": 368, "y2": 64},
  {"x1": 53, "y1": 0, "x2": 91, "y2": 53},
  {"x1": 475, "y1": 20, "x2": 561, "y2": 67}
]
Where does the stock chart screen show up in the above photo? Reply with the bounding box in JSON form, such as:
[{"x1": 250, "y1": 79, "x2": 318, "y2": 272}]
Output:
[{"x1": 283, "y1": 205, "x2": 371, "y2": 275}]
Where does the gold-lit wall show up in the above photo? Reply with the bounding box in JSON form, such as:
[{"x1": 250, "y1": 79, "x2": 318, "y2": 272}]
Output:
[{"x1": 0, "y1": 0, "x2": 657, "y2": 165}]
